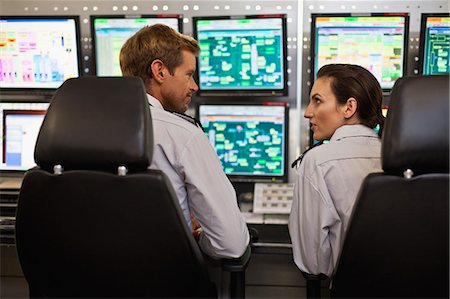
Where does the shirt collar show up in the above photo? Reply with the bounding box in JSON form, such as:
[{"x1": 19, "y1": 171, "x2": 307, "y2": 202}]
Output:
[
  {"x1": 146, "y1": 94, "x2": 164, "y2": 110},
  {"x1": 330, "y1": 124, "x2": 378, "y2": 142}
]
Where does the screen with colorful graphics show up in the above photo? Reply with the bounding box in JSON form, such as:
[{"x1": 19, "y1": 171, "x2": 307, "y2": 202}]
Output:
[
  {"x1": 1, "y1": 101, "x2": 49, "y2": 172},
  {"x1": 196, "y1": 103, "x2": 289, "y2": 182},
  {"x1": 419, "y1": 13, "x2": 450, "y2": 75},
  {"x1": 91, "y1": 15, "x2": 182, "y2": 76},
  {"x1": 311, "y1": 13, "x2": 409, "y2": 91},
  {"x1": 193, "y1": 15, "x2": 288, "y2": 96},
  {"x1": 0, "y1": 16, "x2": 81, "y2": 90}
]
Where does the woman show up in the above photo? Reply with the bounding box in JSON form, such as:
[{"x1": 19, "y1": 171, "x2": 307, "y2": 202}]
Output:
[{"x1": 289, "y1": 64, "x2": 385, "y2": 277}]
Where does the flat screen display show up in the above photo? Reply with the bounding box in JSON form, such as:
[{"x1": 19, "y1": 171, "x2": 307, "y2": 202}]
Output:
[
  {"x1": 193, "y1": 15, "x2": 288, "y2": 96},
  {"x1": 311, "y1": 13, "x2": 409, "y2": 91},
  {"x1": 1, "y1": 102, "x2": 49, "y2": 172},
  {"x1": 419, "y1": 13, "x2": 450, "y2": 75},
  {"x1": 0, "y1": 16, "x2": 81, "y2": 90},
  {"x1": 197, "y1": 103, "x2": 289, "y2": 182},
  {"x1": 91, "y1": 14, "x2": 182, "y2": 76}
]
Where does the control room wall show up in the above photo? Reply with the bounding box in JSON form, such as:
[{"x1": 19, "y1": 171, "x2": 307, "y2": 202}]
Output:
[{"x1": 1, "y1": 0, "x2": 448, "y2": 183}]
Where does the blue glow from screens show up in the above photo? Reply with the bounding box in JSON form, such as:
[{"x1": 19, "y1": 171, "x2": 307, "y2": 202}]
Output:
[
  {"x1": 0, "y1": 17, "x2": 80, "y2": 89},
  {"x1": 92, "y1": 16, "x2": 180, "y2": 76},
  {"x1": 422, "y1": 15, "x2": 450, "y2": 75},
  {"x1": 195, "y1": 16, "x2": 286, "y2": 94},
  {"x1": 313, "y1": 15, "x2": 408, "y2": 90},
  {"x1": 1, "y1": 102, "x2": 49, "y2": 171},
  {"x1": 198, "y1": 104, "x2": 287, "y2": 181}
]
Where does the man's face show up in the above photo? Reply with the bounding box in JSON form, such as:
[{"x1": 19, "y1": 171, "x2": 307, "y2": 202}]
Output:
[{"x1": 160, "y1": 50, "x2": 198, "y2": 113}]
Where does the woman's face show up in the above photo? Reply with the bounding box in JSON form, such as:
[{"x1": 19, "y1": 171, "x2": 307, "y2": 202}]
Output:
[{"x1": 304, "y1": 76, "x2": 348, "y2": 141}]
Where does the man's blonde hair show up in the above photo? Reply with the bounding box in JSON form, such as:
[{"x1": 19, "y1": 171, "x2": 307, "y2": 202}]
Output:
[{"x1": 120, "y1": 24, "x2": 200, "y2": 83}]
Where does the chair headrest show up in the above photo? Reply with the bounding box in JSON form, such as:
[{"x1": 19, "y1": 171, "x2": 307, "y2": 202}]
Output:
[
  {"x1": 35, "y1": 76, "x2": 153, "y2": 173},
  {"x1": 382, "y1": 75, "x2": 449, "y2": 176}
]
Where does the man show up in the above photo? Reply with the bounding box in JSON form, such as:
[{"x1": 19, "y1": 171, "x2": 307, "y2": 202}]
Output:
[{"x1": 120, "y1": 24, "x2": 249, "y2": 259}]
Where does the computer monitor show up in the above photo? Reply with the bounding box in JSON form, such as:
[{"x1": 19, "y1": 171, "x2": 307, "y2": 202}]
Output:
[
  {"x1": 0, "y1": 16, "x2": 81, "y2": 91},
  {"x1": 311, "y1": 13, "x2": 409, "y2": 91},
  {"x1": 1, "y1": 101, "x2": 49, "y2": 172},
  {"x1": 419, "y1": 13, "x2": 450, "y2": 75},
  {"x1": 196, "y1": 102, "x2": 289, "y2": 182},
  {"x1": 193, "y1": 14, "x2": 288, "y2": 96},
  {"x1": 91, "y1": 14, "x2": 183, "y2": 76}
]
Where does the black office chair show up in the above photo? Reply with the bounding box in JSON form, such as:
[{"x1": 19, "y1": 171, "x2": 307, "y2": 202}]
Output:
[
  {"x1": 330, "y1": 75, "x2": 449, "y2": 298},
  {"x1": 15, "y1": 76, "x2": 250, "y2": 298}
]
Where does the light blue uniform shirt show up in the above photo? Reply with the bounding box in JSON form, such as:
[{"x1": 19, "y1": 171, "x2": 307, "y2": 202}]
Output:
[
  {"x1": 147, "y1": 94, "x2": 249, "y2": 259},
  {"x1": 289, "y1": 124, "x2": 382, "y2": 277}
]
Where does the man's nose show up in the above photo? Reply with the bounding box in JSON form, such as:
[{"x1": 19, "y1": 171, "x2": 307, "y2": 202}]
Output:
[{"x1": 190, "y1": 78, "x2": 198, "y2": 92}]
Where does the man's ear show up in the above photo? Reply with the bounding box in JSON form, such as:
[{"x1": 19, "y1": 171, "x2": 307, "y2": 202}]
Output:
[
  {"x1": 150, "y1": 59, "x2": 165, "y2": 83},
  {"x1": 343, "y1": 97, "x2": 358, "y2": 119}
]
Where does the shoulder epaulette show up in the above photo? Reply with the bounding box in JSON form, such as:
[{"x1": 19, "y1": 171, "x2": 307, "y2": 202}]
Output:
[
  {"x1": 168, "y1": 110, "x2": 205, "y2": 132},
  {"x1": 148, "y1": 102, "x2": 204, "y2": 131},
  {"x1": 291, "y1": 140, "x2": 324, "y2": 168}
]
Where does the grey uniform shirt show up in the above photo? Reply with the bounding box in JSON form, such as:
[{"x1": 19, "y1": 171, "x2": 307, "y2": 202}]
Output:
[
  {"x1": 289, "y1": 124, "x2": 382, "y2": 277},
  {"x1": 147, "y1": 94, "x2": 249, "y2": 259}
]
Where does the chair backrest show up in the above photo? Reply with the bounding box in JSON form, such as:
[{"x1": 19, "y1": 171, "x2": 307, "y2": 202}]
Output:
[
  {"x1": 15, "y1": 77, "x2": 216, "y2": 298},
  {"x1": 331, "y1": 75, "x2": 449, "y2": 298}
]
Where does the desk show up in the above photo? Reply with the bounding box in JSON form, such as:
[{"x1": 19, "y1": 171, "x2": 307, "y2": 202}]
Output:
[
  {"x1": 248, "y1": 223, "x2": 292, "y2": 252},
  {"x1": 0, "y1": 177, "x2": 23, "y2": 190},
  {"x1": 0, "y1": 178, "x2": 22, "y2": 245}
]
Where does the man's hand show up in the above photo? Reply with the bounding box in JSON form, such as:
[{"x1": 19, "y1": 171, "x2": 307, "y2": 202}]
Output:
[{"x1": 191, "y1": 213, "x2": 203, "y2": 240}]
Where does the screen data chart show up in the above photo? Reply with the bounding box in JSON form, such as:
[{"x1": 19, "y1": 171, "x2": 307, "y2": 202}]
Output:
[
  {"x1": 422, "y1": 15, "x2": 450, "y2": 75},
  {"x1": 198, "y1": 104, "x2": 287, "y2": 181},
  {"x1": 1, "y1": 102, "x2": 49, "y2": 172},
  {"x1": 313, "y1": 15, "x2": 408, "y2": 90},
  {"x1": 92, "y1": 16, "x2": 181, "y2": 76},
  {"x1": 194, "y1": 16, "x2": 286, "y2": 94},
  {"x1": 0, "y1": 17, "x2": 80, "y2": 89}
]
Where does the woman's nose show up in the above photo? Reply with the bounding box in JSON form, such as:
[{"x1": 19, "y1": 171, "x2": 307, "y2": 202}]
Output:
[{"x1": 304, "y1": 104, "x2": 313, "y2": 118}]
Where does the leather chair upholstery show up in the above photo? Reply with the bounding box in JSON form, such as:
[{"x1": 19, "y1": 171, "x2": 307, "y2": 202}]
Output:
[
  {"x1": 15, "y1": 76, "x2": 249, "y2": 298},
  {"x1": 331, "y1": 75, "x2": 449, "y2": 298}
]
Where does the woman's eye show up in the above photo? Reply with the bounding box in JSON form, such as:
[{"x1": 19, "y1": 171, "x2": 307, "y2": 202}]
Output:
[{"x1": 309, "y1": 95, "x2": 322, "y2": 106}]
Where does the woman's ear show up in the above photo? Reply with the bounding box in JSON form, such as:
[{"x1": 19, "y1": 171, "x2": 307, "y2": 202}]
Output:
[
  {"x1": 150, "y1": 59, "x2": 165, "y2": 83},
  {"x1": 343, "y1": 97, "x2": 358, "y2": 119}
]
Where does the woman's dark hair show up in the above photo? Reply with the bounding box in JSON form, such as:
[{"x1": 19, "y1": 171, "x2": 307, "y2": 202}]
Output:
[{"x1": 317, "y1": 64, "x2": 385, "y2": 137}]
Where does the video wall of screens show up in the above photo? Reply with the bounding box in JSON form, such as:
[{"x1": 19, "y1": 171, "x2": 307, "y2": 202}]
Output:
[
  {"x1": 0, "y1": 16, "x2": 81, "y2": 91},
  {"x1": 419, "y1": 13, "x2": 450, "y2": 75},
  {"x1": 311, "y1": 13, "x2": 409, "y2": 91},
  {"x1": 91, "y1": 14, "x2": 182, "y2": 76},
  {"x1": 196, "y1": 103, "x2": 289, "y2": 182},
  {"x1": 193, "y1": 15, "x2": 288, "y2": 96},
  {"x1": 1, "y1": 102, "x2": 49, "y2": 172}
]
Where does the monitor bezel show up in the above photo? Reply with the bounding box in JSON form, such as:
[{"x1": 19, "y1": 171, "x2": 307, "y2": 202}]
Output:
[
  {"x1": 195, "y1": 101, "x2": 289, "y2": 183},
  {"x1": 0, "y1": 15, "x2": 82, "y2": 93},
  {"x1": 418, "y1": 12, "x2": 450, "y2": 75},
  {"x1": 0, "y1": 100, "x2": 50, "y2": 174},
  {"x1": 192, "y1": 14, "x2": 288, "y2": 97},
  {"x1": 310, "y1": 12, "x2": 410, "y2": 93},
  {"x1": 90, "y1": 14, "x2": 183, "y2": 76}
]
